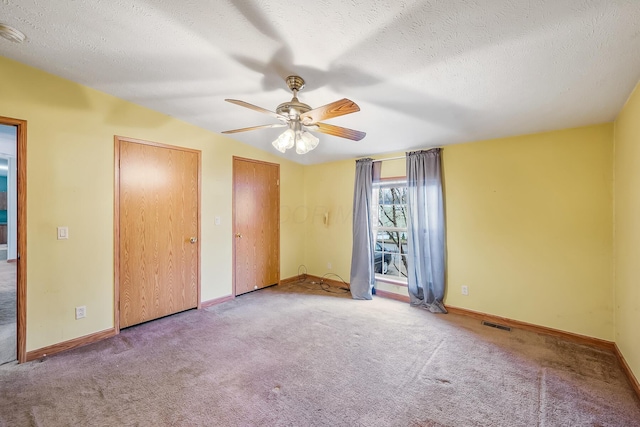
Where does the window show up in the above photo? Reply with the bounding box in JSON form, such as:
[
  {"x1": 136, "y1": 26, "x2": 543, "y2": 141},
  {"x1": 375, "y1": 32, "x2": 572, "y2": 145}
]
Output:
[{"x1": 372, "y1": 179, "x2": 408, "y2": 283}]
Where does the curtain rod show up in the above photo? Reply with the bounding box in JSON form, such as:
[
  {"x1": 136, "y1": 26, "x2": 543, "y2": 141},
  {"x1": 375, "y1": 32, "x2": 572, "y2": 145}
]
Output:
[
  {"x1": 373, "y1": 155, "x2": 405, "y2": 162},
  {"x1": 364, "y1": 147, "x2": 443, "y2": 163},
  {"x1": 372, "y1": 146, "x2": 443, "y2": 162}
]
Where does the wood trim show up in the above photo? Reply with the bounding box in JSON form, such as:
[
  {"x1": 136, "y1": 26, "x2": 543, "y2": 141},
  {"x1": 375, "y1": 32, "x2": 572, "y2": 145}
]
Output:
[
  {"x1": 201, "y1": 294, "x2": 234, "y2": 309},
  {"x1": 614, "y1": 344, "x2": 640, "y2": 402},
  {"x1": 113, "y1": 135, "x2": 201, "y2": 154},
  {"x1": 17, "y1": 117, "x2": 27, "y2": 364},
  {"x1": 113, "y1": 136, "x2": 121, "y2": 334},
  {"x1": 375, "y1": 289, "x2": 410, "y2": 303},
  {"x1": 196, "y1": 149, "x2": 202, "y2": 309},
  {"x1": 25, "y1": 328, "x2": 116, "y2": 362},
  {"x1": 445, "y1": 305, "x2": 615, "y2": 351},
  {"x1": 0, "y1": 116, "x2": 25, "y2": 127},
  {"x1": 276, "y1": 163, "x2": 280, "y2": 290},
  {"x1": 114, "y1": 136, "x2": 202, "y2": 331},
  {"x1": 231, "y1": 157, "x2": 237, "y2": 297},
  {"x1": 231, "y1": 156, "x2": 281, "y2": 167},
  {"x1": 1, "y1": 116, "x2": 27, "y2": 363}
]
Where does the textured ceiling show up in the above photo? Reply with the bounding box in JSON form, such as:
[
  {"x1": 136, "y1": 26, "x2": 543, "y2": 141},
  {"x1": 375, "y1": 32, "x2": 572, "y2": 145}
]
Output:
[{"x1": 1, "y1": 0, "x2": 640, "y2": 164}]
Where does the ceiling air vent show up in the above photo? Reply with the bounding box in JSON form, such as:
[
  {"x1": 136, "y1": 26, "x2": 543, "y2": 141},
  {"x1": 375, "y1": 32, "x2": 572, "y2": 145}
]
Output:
[{"x1": 481, "y1": 321, "x2": 511, "y2": 332}]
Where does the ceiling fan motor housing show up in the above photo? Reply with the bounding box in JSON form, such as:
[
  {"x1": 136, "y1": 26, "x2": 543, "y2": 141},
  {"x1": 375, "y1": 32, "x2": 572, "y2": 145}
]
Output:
[{"x1": 276, "y1": 98, "x2": 312, "y2": 120}]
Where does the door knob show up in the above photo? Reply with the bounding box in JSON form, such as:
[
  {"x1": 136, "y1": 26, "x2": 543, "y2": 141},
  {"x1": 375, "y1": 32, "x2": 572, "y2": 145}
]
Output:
[
  {"x1": 235, "y1": 233, "x2": 242, "y2": 238},
  {"x1": 189, "y1": 237, "x2": 198, "y2": 243}
]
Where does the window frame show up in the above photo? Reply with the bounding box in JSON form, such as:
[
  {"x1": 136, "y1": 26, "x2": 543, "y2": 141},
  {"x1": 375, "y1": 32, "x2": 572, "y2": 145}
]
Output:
[{"x1": 372, "y1": 177, "x2": 409, "y2": 285}]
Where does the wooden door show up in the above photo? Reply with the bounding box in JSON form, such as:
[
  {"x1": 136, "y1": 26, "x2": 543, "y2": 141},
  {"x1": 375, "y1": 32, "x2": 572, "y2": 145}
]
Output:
[
  {"x1": 233, "y1": 157, "x2": 279, "y2": 295},
  {"x1": 117, "y1": 137, "x2": 200, "y2": 329}
]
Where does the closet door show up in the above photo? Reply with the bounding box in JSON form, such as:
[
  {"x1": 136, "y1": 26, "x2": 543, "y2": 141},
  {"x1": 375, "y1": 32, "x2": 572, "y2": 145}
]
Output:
[
  {"x1": 117, "y1": 137, "x2": 200, "y2": 328},
  {"x1": 233, "y1": 157, "x2": 279, "y2": 295}
]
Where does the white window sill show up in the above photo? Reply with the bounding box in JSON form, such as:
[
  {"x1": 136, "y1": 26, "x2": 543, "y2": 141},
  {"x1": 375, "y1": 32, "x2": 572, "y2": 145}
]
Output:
[{"x1": 374, "y1": 275, "x2": 408, "y2": 287}]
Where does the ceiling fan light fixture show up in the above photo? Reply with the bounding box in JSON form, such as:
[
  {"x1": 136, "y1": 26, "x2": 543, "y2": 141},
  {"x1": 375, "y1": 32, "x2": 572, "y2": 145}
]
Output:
[
  {"x1": 272, "y1": 128, "x2": 295, "y2": 153},
  {"x1": 295, "y1": 131, "x2": 319, "y2": 155}
]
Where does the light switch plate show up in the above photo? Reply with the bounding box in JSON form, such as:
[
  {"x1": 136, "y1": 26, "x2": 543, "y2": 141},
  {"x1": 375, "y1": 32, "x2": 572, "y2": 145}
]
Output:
[
  {"x1": 214, "y1": 216, "x2": 221, "y2": 226},
  {"x1": 57, "y1": 226, "x2": 69, "y2": 240}
]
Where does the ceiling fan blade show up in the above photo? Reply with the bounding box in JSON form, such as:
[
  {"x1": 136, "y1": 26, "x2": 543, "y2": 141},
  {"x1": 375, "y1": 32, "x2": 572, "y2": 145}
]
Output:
[
  {"x1": 222, "y1": 123, "x2": 287, "y2": 134},
  {"x1": 309, "y1": 122, "x2": 366, "y2": 141},
  {"x1": 225, "y1": 99, "x2": 288, "y2": 121},
  {"x1": 300, "y1": 98, "x2": 360, "y2": 124}
]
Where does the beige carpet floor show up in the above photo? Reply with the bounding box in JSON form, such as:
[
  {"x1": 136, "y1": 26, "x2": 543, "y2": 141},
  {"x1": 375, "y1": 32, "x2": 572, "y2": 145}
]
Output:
[{"x1": 1, "y1": 281, "x2": 639, "y2": 426}]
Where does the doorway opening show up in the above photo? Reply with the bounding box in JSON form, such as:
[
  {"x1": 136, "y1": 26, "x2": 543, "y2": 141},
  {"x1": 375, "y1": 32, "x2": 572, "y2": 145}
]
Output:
[{"x1": 0, "y1": 122, "x2": 20, "y2": 364}]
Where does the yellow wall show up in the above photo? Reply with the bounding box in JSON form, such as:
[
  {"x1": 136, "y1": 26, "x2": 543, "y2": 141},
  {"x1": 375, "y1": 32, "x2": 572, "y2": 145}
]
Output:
[
  {"x1": 445, "y1": 125, "x2": 613, "y2": 340},
  {"x1": 613, "y1": 81, "x2": 640, "y2": 380},
  {"x1": 0, "y1": 56, "x2": 305, "y2": 351},
  {"x1": 302, "y1": 159, "x2": 355, "y2": 281},
  {"x1": 305, "y1": 125, "x2": 614, "y2": 340}
]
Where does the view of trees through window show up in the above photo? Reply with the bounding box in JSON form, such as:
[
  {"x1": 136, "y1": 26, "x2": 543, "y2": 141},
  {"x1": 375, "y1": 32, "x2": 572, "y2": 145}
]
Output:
[{"x1": 372, "y1": 181, "x2": 408, "y2": 281}]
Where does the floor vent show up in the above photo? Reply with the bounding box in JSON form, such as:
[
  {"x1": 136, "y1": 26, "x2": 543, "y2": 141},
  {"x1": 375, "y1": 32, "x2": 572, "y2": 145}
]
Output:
[{"x1": 482, "y1": 321, "x2": 511, "y2": 332}]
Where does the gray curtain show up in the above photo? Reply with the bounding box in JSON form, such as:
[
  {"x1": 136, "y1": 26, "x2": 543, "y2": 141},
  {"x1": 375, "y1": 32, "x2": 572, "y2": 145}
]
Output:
[
  {"x1": 406, "y1": 149, "x2": 447, "y2": 313},
  {"x1": 350, "y1": 158, "x2": 375, "y2": 300}
]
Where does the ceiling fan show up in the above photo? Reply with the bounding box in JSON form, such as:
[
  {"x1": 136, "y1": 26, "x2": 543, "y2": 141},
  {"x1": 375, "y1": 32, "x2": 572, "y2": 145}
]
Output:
[{"x1": 222, "y1": 75, "x2": 366, "y2": 154}]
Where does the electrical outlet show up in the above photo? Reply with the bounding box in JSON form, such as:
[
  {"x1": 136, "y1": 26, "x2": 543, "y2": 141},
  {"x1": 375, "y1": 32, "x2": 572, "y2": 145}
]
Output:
[
  {"x1": 75, "y1": 306, "x2": 86, "y2": 319},
  {"x1": 461, "y1": 286, "x2": 469, "y2": 296},
  {"x1": 327, "y1": 262, "x2": 332, "y2": 270}
]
